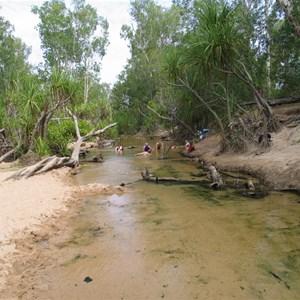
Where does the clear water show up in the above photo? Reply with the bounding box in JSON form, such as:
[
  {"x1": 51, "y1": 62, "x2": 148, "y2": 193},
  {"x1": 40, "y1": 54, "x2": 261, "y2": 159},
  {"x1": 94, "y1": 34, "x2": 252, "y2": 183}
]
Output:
[{"x1": 44, "y1": 137, "x2": 300, "y2": 299}]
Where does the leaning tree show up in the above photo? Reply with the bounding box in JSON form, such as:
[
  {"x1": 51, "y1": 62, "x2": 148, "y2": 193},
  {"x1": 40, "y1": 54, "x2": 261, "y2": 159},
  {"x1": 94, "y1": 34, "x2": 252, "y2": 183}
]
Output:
[{"x1": 5, "y1": 110, "x2": 116, "y2": 180}]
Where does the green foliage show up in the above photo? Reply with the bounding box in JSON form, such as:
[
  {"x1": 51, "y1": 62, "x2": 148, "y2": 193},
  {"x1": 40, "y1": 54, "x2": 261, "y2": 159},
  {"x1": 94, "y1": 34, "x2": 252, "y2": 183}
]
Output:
[
  {"x1": 113, "y1": 107, "x2": 139, "y2": 135},
  {"x1": 46, "y1": 118, "x2": 91, "y2": 156},
  {"x1": 193, "y1": 0, "x2": 241, "y2": 68},
  {"x1": 268, "y1": 2, "x2": 300, "y2": 97},
  {"x1": 77, "y1": 119, "x2": 92, "y2": 136},
  {"x1": 47, "y1": 119, "x2": 74, "y2": 155},
  {"x1": 75, "y1": 88, "x2": 112, "y2": 126},
  {"x1": 114, "y1": 0, "x2": 182, "y2": 134},
  {"x1": 35, "y1": 137, "x2": 50, "y2": 157}
]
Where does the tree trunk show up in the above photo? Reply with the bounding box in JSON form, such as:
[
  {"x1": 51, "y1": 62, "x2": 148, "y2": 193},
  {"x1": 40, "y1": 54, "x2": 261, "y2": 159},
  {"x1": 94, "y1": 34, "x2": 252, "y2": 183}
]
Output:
[
  {"x1": 0, "y1": 143, "x2": 21, "y2": 163},
  {"x1": 208, "y1": 165, "x2": 224, "y2": 189},
  {"x1": 141, "y1": 171, "x2": 206, "y2": 184},
  {"x1": 28, "y1": 96, "x2": 72, "y2": 152},
  {"x1": 242, "y1": 95, "x2": 300, "y2": 106},
  {"x1": 232, "y1": 63, "x2": 280, "y2": 132}
]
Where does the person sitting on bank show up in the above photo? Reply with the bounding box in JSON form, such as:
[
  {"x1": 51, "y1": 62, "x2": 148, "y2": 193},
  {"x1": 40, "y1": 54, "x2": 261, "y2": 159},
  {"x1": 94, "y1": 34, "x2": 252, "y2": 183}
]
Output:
[
  {"x1": 187, "y1": 142, "x2": 195, "y2": 153},
  {"x1": 143, "y1": 143, "x2": 152, "y2": 153},
  {"x1": 185, "y1": 140, "x2": 191, "y2": 150}
]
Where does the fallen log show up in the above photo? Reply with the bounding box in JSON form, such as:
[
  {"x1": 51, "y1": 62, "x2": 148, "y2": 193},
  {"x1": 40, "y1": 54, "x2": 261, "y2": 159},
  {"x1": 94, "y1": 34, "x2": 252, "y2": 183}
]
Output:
[
  {"x1": 141, "y1": 171, "x2": 209, "y2": 184},
  {"x1": 242, "y1": 95, "x2": 300, "y2": 106},
  {"x1": 84, "y1": 154, "x2": 104, "y2": 163}
]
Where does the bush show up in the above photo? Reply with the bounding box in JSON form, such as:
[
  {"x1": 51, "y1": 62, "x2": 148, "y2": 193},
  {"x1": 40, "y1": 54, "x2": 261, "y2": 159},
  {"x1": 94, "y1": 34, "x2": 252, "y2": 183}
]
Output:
[{"x1": 47, "y1": 119, "x2": 92, "y2": 156}]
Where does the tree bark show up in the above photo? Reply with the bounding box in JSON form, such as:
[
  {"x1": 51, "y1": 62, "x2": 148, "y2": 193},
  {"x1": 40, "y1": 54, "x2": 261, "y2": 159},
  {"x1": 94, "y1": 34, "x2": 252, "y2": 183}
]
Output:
[
  {"x1": 208, "y1": 165, "x2": 224, "y2": 189},
  {"x1": 0, "y1": 143, "x2": 21, "y2": 163},
  {"x1": 28, "y1": 96, "x2": 72, "y2": 152}
]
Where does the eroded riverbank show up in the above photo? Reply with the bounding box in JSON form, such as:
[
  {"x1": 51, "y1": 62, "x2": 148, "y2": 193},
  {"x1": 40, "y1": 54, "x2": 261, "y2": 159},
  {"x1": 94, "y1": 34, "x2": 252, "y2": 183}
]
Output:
[{"x1": 185, "y1": 125, "x2": 300, "y2": 191}]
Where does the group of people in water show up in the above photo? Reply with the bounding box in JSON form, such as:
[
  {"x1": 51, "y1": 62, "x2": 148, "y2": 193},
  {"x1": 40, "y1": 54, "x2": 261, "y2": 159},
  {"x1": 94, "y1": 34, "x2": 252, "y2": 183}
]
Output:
[
  {"x1": 114, "y1": 128, "x2": 208, "y2": 156},
  {"x1": 115, "y1": 139, "x2": 197, "y2": 156}
]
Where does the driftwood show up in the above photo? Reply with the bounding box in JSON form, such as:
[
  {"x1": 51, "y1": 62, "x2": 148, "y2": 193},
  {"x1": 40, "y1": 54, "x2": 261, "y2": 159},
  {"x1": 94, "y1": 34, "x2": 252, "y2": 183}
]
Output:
[
  {"x1": 141, "y1": 171, "x2": 206, "y2": 184},
  {"x1": 208, "y1": 165, "x2": 224, "y2": 189},
  {"x1": 140, "y1": 167, "x2": 215, "y2": 185},
  {"x1": 0, "y1": 129, "x2": 22, "y2": 163},
  {"x1": 124, "y1": 146, "x2": 139, "y2": 149},
  {"x1": 140, "y1": 166, "x2": 267, "y2": 198},
  {"x1": 245, "y1": 180, "x2": 255, "y2": 191},
  {"x1": 84, "y1": 154, "x2": 104, "y2": 163},
  {"x1": 5, "y1": 110, "x2": 117, "y2": 180}
]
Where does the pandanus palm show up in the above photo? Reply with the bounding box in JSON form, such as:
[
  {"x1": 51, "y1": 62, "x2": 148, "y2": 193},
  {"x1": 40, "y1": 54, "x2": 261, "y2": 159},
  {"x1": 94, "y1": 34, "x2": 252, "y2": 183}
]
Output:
[
  {"x1": 190, "y1": 0, "x2": 279, "y2": 141},
  {"x1": 192, "y1": 0, "x2": 241, "y2": 124}
]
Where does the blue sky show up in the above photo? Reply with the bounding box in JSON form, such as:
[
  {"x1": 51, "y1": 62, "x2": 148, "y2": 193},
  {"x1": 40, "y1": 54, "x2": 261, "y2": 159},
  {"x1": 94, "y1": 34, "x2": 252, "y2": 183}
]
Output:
[{"x1": 0, "y1": 0, "x2": 172, "y2": 85}]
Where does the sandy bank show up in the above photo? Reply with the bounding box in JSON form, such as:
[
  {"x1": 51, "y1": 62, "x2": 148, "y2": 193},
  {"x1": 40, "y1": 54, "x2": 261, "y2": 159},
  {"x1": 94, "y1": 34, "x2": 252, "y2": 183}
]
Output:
[
  {"x1": 0, "y1": 162, "x2": 125, "y2": 295},
  {"x1": 0, "y1": 165, "x2": 74, "y2": 290}
]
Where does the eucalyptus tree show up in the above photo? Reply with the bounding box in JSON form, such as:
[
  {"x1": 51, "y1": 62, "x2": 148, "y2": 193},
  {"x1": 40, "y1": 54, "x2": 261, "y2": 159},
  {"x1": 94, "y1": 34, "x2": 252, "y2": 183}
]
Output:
[
  {"x1": 114, "y1": 0, "x2": 182, "y2": 133},
  {"x1": 0, "y1": 16, "x2": 31, "y2": 96},
  {"x1": 277, "y1": 0, "x2": 300, "y2": 37},
  {"x1": 32, "y1": 0, "x2": 109, "y2": 103},
  {"x1": 268, "y1": 0, "x2": 300, "y2": 96},
  {"x1": 0, "y1": 15, "x2": 35, "y2": 151}
]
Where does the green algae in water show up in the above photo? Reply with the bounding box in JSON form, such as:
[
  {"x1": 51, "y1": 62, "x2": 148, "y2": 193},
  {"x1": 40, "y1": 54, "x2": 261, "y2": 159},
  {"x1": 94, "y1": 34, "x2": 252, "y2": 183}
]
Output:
[
  {"x1": 194, "y1": 275, "x2": 209, "y2": 285},
  {"x1": 282, "y1": 249, "x2": 300, "y2": 273},
  {"x1": 163, "y1": 248, "x2": 184, "y2": 255},
  {"x1": 259, "y1": 261, "x2": 292, "y2": 291},
  {"x1": 56, "y1": 239, "x2": 80, "y2": 249},
  {"x1": 56, "y1": 225, "x2": 104, "y2": 249},
  {"x1": 146, "y1": 197, "x2": 167, "y2": 214},
  {"x1": 154, "y1": 164, "x2": 180, "y2": 178},
  {"x1": 183, "y1": 186, "x2": 222, "y2": 206},
  {"x1": 140, "y1": 197, "x2": 168, "y2": 224},
  {"x1": 61, "y1": 253, "x2": 89, "y2": 267},
  {"x1": 153, "y1": 219, "x2": 164, "y2": 225}
]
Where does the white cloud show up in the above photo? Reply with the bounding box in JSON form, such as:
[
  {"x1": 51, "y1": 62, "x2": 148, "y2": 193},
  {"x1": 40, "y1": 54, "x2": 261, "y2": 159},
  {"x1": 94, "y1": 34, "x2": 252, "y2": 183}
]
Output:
[
  {"x1": 0, "y1": 0, "x2": 171, "y2": 84},
  {"x1": 0, "y1": 1, "x2": 43, "y2": 64}
]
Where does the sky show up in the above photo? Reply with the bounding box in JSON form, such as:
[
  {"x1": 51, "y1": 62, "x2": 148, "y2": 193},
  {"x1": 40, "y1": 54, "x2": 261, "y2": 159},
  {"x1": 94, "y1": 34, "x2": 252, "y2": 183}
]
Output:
[{"x1": 0, "y1": 0, "x2": 171, "y2": 85}]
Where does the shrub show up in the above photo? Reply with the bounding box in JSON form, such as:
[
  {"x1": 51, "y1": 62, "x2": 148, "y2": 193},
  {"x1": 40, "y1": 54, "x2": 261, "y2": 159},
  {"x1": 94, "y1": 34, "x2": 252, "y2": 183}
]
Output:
[{"x1": 47, "y1": 119, "x2": 92, "y2": 156}]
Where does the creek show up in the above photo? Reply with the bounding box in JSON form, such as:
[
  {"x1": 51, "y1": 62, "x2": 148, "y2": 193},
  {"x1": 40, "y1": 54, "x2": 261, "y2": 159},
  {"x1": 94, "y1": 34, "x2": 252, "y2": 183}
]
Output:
[{"x1": 44, "y1": 137, "x2": 300, "y2": 299}]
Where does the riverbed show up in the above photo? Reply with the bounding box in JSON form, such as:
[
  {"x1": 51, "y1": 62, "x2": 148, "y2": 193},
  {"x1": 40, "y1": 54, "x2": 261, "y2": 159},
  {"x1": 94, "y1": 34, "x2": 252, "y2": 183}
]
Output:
[{"x1": 4, "y1": 137, "x2": 300, "y2": 299}]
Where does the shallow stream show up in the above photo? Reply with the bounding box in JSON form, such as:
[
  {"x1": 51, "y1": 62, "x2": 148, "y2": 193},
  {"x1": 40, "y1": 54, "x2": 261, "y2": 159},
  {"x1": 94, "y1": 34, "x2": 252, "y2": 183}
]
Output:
[{"x1": 45, "y1": 137, "x2": 300, "y2": 299}]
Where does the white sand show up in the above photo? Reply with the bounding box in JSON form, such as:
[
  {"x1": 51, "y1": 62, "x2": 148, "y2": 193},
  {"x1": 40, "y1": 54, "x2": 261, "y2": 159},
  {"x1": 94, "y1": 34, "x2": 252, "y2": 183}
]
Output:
[{"x1": 0, "y1": 164, "x2": 73, "y2": 290}]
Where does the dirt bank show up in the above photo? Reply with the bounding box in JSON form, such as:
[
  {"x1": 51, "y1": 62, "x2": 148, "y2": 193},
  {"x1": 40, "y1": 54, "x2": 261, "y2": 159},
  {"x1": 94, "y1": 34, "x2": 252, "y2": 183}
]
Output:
[{"x1": 184, "y1": 124, "x2": 300, "y2": 191}]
